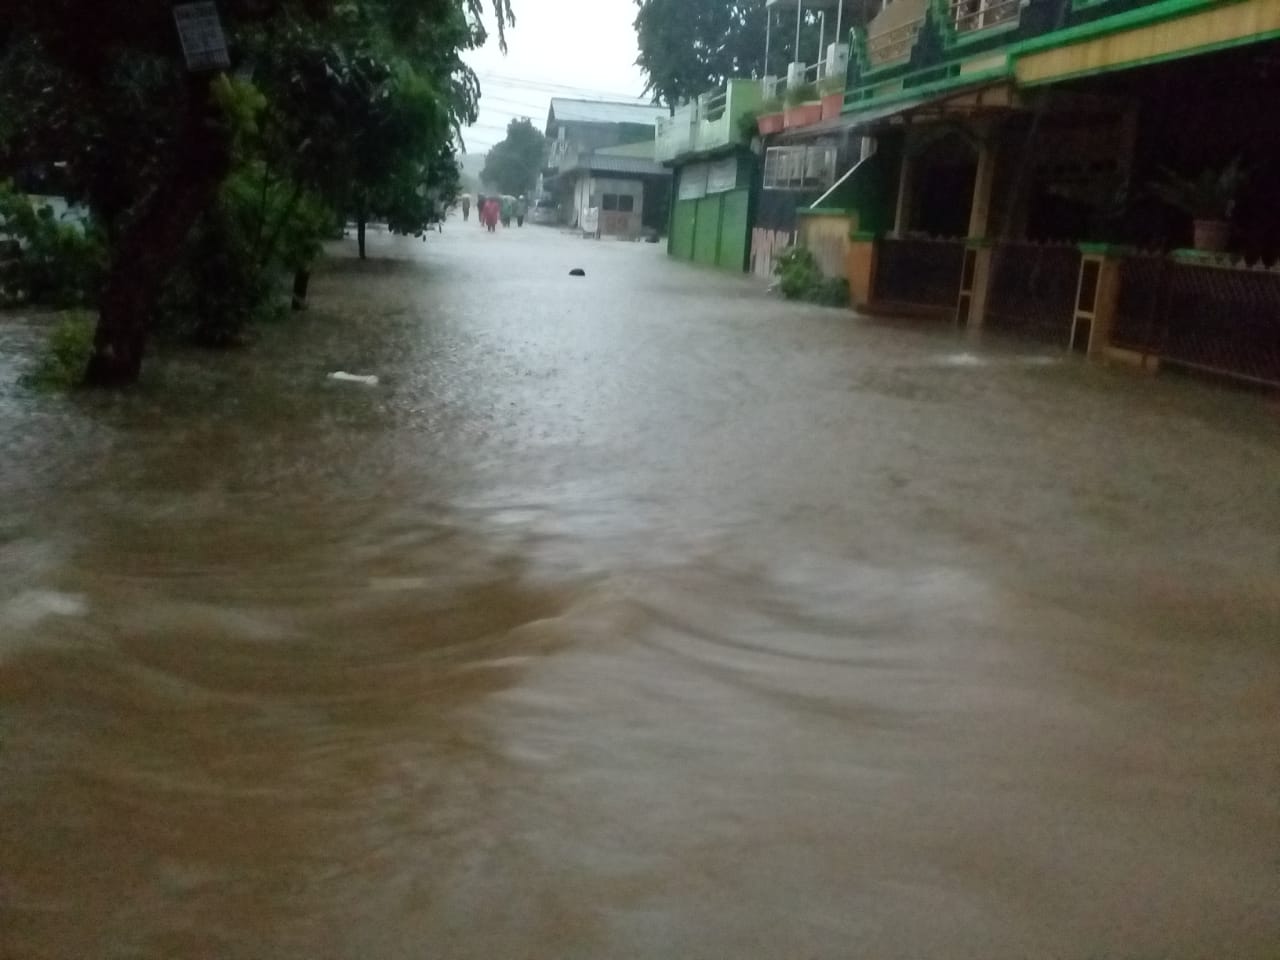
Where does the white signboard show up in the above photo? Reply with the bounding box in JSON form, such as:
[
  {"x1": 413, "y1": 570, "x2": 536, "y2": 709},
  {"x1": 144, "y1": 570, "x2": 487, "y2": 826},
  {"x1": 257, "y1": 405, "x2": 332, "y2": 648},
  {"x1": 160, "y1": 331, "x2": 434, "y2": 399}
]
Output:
[
  {"x1": 706, "y1": 157, "x2": 739, "y2": 194},
  {"x1": 581, "y1": 206, "x2": 600, "y2": 236},
  {"x1": 678, "y1": 164, "x2": 708, "y2": 201},
  {"x1": 174, "y1": 3, "x2": 230, "y2": 72}
]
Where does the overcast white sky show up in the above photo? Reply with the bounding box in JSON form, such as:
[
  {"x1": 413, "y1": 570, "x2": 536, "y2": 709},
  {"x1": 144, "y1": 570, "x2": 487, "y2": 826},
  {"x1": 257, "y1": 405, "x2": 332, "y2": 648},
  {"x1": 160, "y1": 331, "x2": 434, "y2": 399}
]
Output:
[{"x1": 461, "y1": 0, "x2": 651, "y2": 154}]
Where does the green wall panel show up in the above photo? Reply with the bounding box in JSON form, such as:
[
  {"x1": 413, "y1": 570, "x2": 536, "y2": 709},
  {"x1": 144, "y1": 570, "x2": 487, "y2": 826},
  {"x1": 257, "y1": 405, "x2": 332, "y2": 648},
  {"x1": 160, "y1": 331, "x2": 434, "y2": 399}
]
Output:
[
  {"x1": 670, "y1": 200, "x2": 697, "y2": 260},
  {"x1": 694, "y1": 196, "x2": 722, "y2": 265},
  {"x1": 716, "y1": 189, "x2": 750, "y2": 271}
]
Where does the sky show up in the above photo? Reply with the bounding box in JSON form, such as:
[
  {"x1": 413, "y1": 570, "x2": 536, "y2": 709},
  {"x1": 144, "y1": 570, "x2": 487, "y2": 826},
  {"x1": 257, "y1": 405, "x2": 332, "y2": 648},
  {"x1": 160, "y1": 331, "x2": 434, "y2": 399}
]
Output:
[{"x1": 461, "y1": 0, "x2": 652, "y2": 155}]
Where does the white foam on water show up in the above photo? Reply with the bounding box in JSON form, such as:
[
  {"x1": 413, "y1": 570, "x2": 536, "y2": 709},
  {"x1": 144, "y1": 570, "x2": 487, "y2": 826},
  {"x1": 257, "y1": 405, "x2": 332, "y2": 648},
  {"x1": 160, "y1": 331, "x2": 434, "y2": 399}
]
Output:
[
  {"x1": 328, "y1": 371, "x2": 380, "y2": 385},
  {"x1": 936, "y1": 352, "x2": 986, "y2": 367},
  {"x1": 0, "y1": 590, "x2": 87, "y2": 660}
]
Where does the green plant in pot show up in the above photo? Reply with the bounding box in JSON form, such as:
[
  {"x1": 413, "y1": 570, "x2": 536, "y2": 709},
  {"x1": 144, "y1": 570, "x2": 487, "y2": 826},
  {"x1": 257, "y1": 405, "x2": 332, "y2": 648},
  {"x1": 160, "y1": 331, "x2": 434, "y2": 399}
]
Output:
[
  {"x1": 1150, "y1": 158, "x2": 1245, "y2": 252},
  {"x1": 818, "y1": 74, "x2": 845, "y2": 120},
  {"x1": 785, "y1": 81, "x2": 818, "y2": 107},
  {"x1": 753, "y1": 95, "x2": 785, "y2": 136}
]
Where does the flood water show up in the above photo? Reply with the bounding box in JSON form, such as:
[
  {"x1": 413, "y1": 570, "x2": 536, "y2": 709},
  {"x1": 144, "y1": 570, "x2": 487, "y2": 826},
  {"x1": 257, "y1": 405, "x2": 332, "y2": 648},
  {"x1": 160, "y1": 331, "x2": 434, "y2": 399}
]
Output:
[{"x1": 2, "y1": 223, "x2": 1279, "y2": 959}]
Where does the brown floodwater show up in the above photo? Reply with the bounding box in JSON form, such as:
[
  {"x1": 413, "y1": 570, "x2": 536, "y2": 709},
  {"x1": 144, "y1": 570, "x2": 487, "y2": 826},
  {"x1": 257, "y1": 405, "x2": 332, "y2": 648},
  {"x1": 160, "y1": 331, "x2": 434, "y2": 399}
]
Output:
[{"x1": 1, "y1": 223, "x2": 1279, "y2": 959}]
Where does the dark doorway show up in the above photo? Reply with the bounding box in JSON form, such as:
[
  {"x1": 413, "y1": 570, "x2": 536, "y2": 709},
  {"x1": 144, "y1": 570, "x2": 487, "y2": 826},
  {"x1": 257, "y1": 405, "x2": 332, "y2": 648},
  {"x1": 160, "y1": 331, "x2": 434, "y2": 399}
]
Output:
[{"x1": 910, "y1": 130, "x2": 977, "y2": 238}]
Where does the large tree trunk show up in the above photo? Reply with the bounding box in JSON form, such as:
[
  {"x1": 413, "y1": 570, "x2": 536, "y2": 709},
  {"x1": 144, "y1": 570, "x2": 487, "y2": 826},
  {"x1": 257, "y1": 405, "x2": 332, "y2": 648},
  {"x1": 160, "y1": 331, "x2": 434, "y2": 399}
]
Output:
[
  {"x1": 357, "y1": 215, "x2": 367, "y2": 260},
  {"x1": 83, "y1": 75, "x2": 232, "y2": 387}
]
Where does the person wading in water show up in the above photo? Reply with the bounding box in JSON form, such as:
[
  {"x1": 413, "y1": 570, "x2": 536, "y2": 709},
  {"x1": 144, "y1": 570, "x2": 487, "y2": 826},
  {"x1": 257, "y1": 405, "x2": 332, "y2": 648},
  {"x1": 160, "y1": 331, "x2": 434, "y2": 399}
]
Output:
[{"x1": 482, "y1": 196, "x2": 500, "y2": 233}]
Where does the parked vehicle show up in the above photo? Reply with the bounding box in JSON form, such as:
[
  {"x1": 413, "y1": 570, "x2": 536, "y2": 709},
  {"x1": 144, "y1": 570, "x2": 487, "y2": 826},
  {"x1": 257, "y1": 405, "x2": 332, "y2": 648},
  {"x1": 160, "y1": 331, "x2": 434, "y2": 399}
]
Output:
[{"x1": 528, "y1": 198, "x2": 559, "y2": 226}]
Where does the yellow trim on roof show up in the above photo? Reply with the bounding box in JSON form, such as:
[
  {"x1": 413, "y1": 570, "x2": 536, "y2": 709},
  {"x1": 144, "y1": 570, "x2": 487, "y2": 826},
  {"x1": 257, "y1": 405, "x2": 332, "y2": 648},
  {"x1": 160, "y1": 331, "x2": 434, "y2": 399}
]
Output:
[{"x1": 1014, "y1": 0, "x2": 1280, "y2": 84}]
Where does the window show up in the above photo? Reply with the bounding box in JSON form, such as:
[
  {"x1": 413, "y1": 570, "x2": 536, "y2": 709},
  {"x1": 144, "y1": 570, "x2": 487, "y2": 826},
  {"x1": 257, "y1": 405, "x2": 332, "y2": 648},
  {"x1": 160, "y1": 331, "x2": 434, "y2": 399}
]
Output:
[
  {"x1": 950, "y1": 0, "x2": 1019, "y2": 32},
  {"x1": 617, "y1": 194, "x2": 635, "y2": 213},
  {"x1": 763, "y1": 145, "x2": 839, "y2": 191},
  {"x1": 602, "y1": 193, "x2": 619, "y2": 211}
]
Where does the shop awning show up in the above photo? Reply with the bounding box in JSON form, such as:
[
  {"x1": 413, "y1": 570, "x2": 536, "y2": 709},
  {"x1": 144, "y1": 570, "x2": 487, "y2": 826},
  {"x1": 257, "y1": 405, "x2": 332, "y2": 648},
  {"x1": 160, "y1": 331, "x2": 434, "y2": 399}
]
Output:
[{"x1": 774, "y1": 79, "x2": 1021, "y2": 140}]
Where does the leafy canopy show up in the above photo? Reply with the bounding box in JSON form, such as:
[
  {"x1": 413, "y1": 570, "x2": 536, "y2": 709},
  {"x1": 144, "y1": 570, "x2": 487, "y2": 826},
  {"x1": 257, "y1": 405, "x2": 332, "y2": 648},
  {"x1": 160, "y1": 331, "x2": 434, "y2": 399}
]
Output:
[
  {"x1": 633, "y1": 0, "x2": 869, "y2": 108},
  {"x1": 481, "y1": 118, "x2": 547, "y2": 196}
]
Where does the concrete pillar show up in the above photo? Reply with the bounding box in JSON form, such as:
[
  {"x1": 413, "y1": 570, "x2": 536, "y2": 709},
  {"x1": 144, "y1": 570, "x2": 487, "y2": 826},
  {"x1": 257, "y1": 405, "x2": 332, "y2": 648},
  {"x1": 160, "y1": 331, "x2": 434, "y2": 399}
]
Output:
[
  {"x1": 967, "y1": 126, "x2": 999, "y2": 240},
  {"x1": 1072, "y1": 246, "x2": 1146, "y2": 365},
  {"x1": 963, "y1": 126, "x2": 999, "y2": 331},
  {"x1": 959, "y1": 242, "x2": 992, "y2": 333}
]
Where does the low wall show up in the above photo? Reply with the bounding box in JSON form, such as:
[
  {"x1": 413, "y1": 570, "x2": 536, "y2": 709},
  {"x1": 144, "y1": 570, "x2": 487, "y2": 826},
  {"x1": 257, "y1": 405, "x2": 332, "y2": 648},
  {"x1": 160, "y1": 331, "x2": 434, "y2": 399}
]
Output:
[{"x1": 797, "y1": 209, "x2": 857, "y2": 279}]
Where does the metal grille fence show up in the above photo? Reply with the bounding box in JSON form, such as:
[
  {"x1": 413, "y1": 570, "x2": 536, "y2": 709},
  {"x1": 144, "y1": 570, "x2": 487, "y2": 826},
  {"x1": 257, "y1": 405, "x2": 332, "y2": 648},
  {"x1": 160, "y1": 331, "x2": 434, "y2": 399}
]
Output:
[
  {"x1": 1113, "y1": 254, "x2": 1280, "y2": 388},
  {"x1": 873, "y1": 237, "x2": 965, "y2": 310},
  {"x1": 985, "y1": 243, "x2": 1083, "y2": 345}
]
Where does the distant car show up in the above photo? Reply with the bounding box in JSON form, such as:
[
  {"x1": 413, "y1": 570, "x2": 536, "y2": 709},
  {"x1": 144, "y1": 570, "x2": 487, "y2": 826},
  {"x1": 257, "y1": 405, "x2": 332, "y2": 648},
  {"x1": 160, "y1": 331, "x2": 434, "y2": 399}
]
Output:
[{"x1": 528, "y1": 199, "x2": 559, "y2": 226}]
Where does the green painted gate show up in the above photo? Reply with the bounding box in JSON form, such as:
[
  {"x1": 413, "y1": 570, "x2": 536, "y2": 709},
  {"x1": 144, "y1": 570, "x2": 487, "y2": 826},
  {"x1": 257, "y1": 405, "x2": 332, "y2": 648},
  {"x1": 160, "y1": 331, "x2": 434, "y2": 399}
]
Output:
[
  {"x1": 693, "y1": 196, "x2": 722, "y2": 266},
  {"x1": 716, "y1": 189, "x2": 750, "y2": 271},
  {"x1": 670, "y1": 200, "x2": 697, "y2": 261}
]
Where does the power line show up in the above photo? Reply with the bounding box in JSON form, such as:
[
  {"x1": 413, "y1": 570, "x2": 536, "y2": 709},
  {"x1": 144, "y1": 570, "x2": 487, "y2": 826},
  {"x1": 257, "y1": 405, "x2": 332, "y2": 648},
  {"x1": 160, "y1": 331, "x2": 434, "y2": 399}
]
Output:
[
  {"x1": 472, "y1": 71, "x2": 648, "y2": 102},
  {"x1": 475, "y1": 94, "x2": 549, "y2": 114}
]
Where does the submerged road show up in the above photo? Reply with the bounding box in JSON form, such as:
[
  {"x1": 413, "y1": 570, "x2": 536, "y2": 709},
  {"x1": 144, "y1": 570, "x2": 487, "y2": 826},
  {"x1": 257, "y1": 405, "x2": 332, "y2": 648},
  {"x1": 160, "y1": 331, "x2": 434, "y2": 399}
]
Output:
[{"x1": 1, "y1": 219, "x2": 1279, "y2": 958}]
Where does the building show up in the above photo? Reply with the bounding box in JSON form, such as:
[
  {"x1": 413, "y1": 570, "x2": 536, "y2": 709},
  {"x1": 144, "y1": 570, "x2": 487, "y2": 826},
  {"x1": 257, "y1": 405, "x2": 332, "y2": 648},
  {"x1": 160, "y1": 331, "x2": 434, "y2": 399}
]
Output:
[
  {"x1": 657, "y1": 80, "x2": 765, "y2": 272},
  {"x1": 542, "y1": 98, "x2": 672, "y2": 237},
  {"x1": 657, "y1": 0, "x2": 1280, "y2": 389}
]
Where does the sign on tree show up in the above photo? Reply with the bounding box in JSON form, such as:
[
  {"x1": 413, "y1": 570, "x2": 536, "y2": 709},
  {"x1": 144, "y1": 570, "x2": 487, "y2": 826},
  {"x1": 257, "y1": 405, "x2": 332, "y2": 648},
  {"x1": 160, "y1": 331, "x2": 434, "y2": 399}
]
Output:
[{"x1": 173, "y1": 2, "x2": 230, "y2": 72}]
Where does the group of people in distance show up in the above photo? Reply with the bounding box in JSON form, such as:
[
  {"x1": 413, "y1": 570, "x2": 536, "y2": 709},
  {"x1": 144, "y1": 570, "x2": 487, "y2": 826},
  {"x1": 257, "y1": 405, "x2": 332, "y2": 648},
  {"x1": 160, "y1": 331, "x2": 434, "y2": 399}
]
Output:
[{"x1": 461, "y1": 194, "x2": 527, "y2": 232}]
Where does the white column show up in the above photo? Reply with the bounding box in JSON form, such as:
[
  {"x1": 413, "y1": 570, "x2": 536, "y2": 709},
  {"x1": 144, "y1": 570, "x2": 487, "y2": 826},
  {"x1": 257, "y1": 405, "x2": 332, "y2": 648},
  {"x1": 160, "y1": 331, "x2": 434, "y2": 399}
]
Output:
[
  {"x1": 765, "y1": 10, "x2": 772, "y2": 76},
  {"x1": 818, "y1": 11, "x2": 825, "y2": 75},
  {"x1": 795, "y1": 0, "x2": 804, "y2": 62}
]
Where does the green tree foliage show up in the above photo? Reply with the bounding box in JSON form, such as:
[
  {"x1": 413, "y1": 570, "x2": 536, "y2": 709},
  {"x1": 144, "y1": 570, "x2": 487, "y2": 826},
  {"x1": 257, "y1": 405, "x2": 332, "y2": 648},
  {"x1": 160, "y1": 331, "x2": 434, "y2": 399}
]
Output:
[
  {"x1": 0, "y1": 0, "x2": 514, "y2": 385},
  {"x1": 480, "y1": 118, "x2": 547, "y2": 197},
  {"x1": 774, "y1": 246, "x2": 848, "y2": 305},
  {"x1": 0, "y1": 182, "x2": 105, "y2": 308},
  {"x1": 634, "y1": 0, "x2": 767, "y2": 108}
]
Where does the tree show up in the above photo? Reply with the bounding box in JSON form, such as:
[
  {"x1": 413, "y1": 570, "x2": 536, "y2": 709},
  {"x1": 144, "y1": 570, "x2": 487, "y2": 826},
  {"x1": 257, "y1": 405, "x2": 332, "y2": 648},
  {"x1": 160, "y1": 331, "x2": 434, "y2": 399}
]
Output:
[
  {"x1": 634, "y1": 0, "x2": 766, "y2": 109},
  {"x1": 1, "y1": 0, "x2": 514, "y2": 385},
  {"x1": 633, "y1": 0, "x2": 872, "y2": 108},
  {"x1": 480, "y1": 118, "x2": 546, "y2": 196}
]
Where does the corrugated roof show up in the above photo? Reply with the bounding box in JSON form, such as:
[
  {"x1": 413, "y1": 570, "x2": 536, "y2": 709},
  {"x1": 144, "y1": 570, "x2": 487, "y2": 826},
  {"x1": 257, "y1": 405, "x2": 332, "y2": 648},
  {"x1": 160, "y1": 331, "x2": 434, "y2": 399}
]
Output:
[
  {"x1": 585, "y1": 154, "x2": 669, "y2": 176},
  {"x1": 548, "y1": 98, "x2": 667, "y2": 127},
  {"x1": 557, "y1": 151, "x2": 669, "y2": 177},
  {"x1": 596, "y1": 139, "x2": 659, "y2": 159}
]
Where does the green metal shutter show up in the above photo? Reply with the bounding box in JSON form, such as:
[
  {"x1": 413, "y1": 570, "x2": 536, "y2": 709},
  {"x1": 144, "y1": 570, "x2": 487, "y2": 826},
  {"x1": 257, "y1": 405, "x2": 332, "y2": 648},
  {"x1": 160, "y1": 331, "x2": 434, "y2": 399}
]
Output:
[
  {"x1": 670, "y1": 200, "x2": 697, "y2": 260},
  {"x1": 716, "y1": 189, "x2": 750, "y2": 272},
  {"x1": 694, "y1": 196, "x2": 722, "y2": 266}
]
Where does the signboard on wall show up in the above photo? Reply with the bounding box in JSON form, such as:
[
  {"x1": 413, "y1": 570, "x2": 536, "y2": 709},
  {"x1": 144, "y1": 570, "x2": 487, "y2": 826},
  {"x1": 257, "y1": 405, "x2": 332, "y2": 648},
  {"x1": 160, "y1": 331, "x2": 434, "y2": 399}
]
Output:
[
  {"x1": 706, "y1": 157, "x2": 739, "y2": 194},
  {"x1": 678, "y1": 164, "x2": 708, "y2": 201},
  {"x1": 581, "y1": 206, "x2": 600, "y2": 236}
]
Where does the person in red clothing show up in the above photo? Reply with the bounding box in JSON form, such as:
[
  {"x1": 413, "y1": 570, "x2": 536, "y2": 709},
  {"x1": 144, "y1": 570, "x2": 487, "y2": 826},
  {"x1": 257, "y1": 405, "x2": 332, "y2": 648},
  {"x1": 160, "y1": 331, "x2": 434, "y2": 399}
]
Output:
[{"x1": 481, "y1": 196, "x2": 500, "y2": 233}]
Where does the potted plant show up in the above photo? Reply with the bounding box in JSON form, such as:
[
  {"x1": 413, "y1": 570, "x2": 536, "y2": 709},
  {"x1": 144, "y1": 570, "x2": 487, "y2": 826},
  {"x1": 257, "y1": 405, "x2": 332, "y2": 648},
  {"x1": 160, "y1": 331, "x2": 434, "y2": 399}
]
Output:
[
  {"x1": 755, "y1": 96, "x2": 785, "y2": 135},
  {"x1": 783, "y1": 81, "x2": 822, "y2": 129},
  {"x1": 1150, "y1": 158, "x2": 1245, "y2": 252},
  {"x1": 819, "y1": 74, "x2": 845, "y2": 121}
]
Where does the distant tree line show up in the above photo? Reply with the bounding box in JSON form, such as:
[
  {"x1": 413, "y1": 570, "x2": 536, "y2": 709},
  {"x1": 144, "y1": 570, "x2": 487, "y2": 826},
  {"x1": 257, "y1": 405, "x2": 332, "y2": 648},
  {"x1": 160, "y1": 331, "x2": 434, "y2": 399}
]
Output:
[{"x1": 481, "y1": 118, "x2": 547, "y2": 197}]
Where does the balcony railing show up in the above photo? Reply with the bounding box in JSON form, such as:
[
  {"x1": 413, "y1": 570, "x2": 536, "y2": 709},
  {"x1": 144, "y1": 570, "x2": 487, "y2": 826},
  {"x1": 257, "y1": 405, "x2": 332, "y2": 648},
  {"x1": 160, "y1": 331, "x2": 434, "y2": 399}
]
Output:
[
  {"x1": 867, "y1": 18, "x2": 926, "y2": 66},
  {"x1": 654, "y1": 78, "x2": 764, "y2": 162},
  {"x1": 948, "y1": 0, "x2": 1021, "y2": 34},
  {"x1": 864, "y1": 0, "x2": 930, "y2": 67}
]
